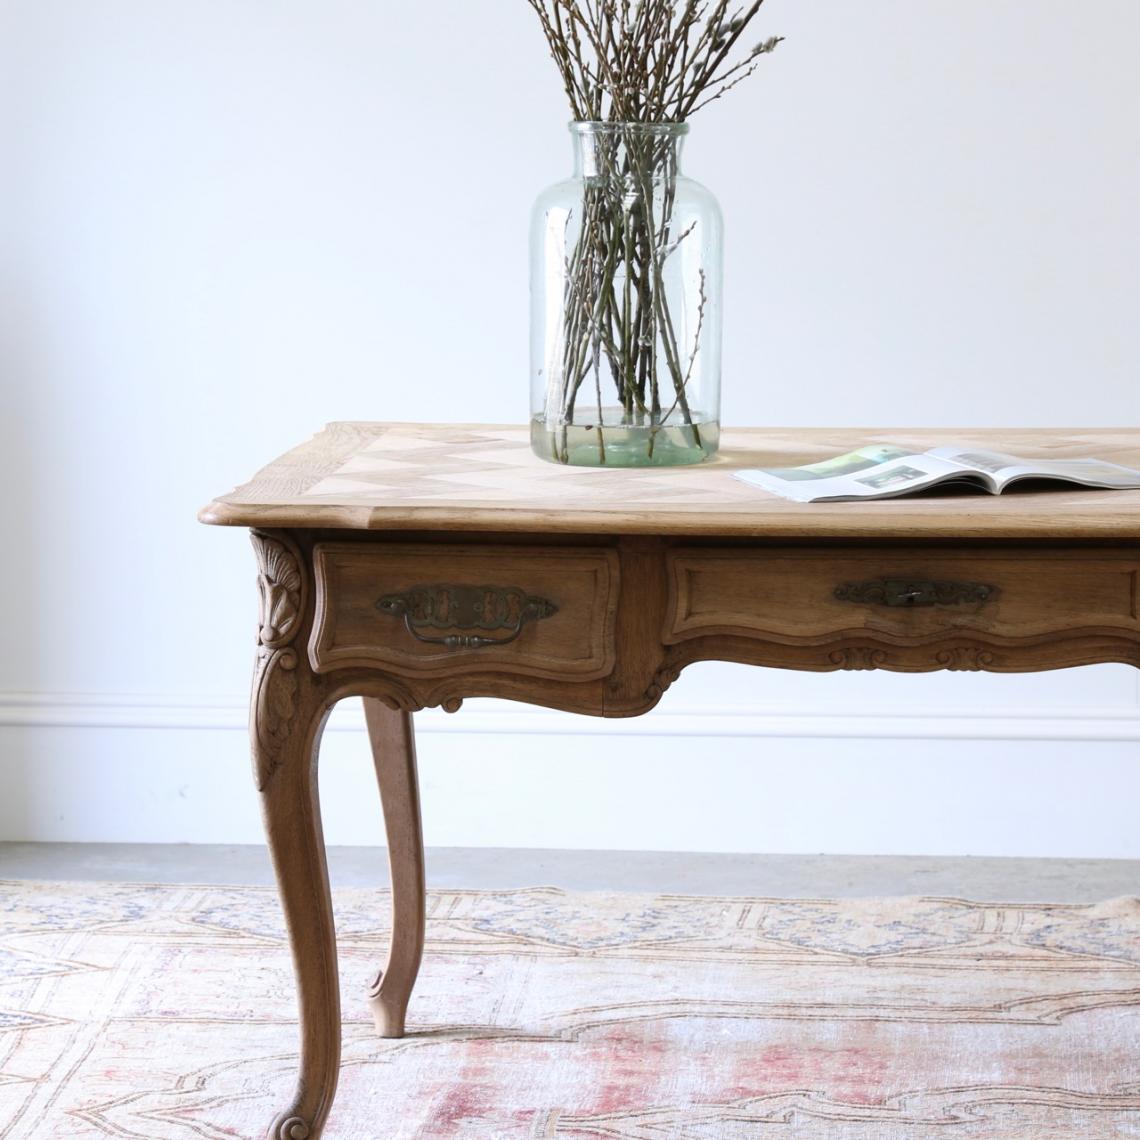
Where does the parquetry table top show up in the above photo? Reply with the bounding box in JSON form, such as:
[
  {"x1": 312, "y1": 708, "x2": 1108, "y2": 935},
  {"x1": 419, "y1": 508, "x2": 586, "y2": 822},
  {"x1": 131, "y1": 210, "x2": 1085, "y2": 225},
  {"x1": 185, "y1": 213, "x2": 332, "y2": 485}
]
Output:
[{"x1": 199, "y1": 422, "x2": 1140, "y2": 540}]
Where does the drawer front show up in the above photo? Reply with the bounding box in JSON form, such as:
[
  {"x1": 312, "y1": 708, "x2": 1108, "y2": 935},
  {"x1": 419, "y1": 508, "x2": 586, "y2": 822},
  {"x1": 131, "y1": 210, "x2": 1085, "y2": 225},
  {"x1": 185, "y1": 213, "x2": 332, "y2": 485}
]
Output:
[
  {"x1": 665, "y1": 548, "x2": 1140, "y2": 643},
  {"x1": 311, "y1": 543, "x2": 620, "y2": 678}
]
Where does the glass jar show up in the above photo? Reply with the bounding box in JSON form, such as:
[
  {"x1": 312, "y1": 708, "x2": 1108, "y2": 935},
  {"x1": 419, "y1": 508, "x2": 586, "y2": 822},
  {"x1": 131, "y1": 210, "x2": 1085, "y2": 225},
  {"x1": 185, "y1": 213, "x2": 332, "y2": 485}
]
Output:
[{"x1": 530, "y1": 122, "x2": 723, "y2": 467}]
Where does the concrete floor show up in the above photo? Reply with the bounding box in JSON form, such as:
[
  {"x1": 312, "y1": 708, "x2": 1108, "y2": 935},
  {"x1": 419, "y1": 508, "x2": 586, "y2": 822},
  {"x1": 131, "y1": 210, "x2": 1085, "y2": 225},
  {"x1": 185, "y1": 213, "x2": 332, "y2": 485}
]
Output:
[{"x1": 0, "y1": 843, "x2": 1137, "y2": 901}]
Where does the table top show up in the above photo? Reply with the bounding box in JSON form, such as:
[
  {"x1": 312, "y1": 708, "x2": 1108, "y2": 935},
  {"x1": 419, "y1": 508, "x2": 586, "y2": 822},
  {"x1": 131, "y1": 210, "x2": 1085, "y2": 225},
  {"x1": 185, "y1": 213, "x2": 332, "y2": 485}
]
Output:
[{"x1": 199, "y1": 422, "x2": 1140, "y2": 540}]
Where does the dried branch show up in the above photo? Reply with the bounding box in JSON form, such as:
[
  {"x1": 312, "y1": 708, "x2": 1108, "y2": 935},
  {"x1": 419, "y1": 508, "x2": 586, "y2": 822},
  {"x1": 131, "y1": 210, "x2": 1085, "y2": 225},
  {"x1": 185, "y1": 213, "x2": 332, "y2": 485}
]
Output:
[{"x1": 524, "y1": 0, "x2": 781, "y2": 123}]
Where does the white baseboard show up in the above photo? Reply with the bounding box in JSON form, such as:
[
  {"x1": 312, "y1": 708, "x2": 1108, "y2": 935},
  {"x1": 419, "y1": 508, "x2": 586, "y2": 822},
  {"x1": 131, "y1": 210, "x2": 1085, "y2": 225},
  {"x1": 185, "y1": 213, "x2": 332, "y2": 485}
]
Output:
[
  {"x1": 2, "y1": 690, "x2": 1138, "y2": 853},
  {"x1": 0, "y1": 690, "x2": 1138, "y2": 742}
]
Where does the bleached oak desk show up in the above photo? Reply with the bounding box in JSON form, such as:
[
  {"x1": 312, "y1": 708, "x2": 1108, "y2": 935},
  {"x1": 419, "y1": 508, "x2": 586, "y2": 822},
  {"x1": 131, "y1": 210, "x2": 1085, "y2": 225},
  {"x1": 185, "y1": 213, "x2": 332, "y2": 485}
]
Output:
[{"x1": 200, "y1": 423, "x2": 1140, "y2": 1140}]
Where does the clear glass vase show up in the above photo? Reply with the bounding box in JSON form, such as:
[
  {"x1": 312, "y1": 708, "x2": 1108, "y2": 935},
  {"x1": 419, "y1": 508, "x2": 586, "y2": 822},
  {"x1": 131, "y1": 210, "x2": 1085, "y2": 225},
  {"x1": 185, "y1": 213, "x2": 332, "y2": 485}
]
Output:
[{"x1": 530, "y1": 122, "x2": 723, "y2": 467}]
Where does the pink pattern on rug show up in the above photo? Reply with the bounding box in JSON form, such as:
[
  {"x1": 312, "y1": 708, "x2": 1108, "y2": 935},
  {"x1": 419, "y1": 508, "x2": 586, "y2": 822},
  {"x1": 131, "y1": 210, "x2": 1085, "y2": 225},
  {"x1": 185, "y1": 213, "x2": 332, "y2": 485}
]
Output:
[{"x1": 1, "y1": 883, "x2": 1139, "y2": 1138}]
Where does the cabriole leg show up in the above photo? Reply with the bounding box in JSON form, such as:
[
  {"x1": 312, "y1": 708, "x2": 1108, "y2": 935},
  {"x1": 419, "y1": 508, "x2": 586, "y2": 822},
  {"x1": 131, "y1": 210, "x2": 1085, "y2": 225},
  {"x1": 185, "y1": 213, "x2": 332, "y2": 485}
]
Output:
[
  {"x1": 363, "y1": 698, "x2": 426, "y2": 1039},
  {"x1": 251, "y1": 529, "x2": 340, "y2": 1140}
]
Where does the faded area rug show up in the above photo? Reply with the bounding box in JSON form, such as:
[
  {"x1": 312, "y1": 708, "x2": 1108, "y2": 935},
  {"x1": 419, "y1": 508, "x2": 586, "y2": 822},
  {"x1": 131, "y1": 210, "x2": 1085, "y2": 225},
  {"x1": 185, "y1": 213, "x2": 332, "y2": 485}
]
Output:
[{"x1": 1, "y1": 882, "x2": 1140, "y2": 1139}]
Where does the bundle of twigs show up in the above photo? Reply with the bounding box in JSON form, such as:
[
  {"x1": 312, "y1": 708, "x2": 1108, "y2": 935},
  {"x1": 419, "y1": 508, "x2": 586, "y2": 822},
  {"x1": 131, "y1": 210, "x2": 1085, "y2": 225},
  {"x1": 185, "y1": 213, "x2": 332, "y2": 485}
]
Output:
[
  {"x1": 525, "y1": 0, "x2": 782, "y2": 124},
  {"x1": 525, "y1": 2, "x2": 781, "y2": 463}
]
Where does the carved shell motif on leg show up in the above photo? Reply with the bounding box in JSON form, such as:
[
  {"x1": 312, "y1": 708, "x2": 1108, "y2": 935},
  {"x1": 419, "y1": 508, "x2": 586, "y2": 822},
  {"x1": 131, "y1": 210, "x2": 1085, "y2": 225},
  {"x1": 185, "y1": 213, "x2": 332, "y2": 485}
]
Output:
[
  {"x1": 251, "y1": 531, "x2": 309, "y2": 791},
  {"x1": 254, "y1": 530, "x2": 306, "y2": 648}
]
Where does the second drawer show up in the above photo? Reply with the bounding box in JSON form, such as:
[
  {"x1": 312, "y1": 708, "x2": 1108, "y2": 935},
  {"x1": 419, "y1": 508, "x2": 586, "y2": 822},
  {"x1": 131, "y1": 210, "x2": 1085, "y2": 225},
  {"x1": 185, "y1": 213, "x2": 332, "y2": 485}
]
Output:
[{"x1": 665, "y1": 547, "x2": 1140, "y2": 643}]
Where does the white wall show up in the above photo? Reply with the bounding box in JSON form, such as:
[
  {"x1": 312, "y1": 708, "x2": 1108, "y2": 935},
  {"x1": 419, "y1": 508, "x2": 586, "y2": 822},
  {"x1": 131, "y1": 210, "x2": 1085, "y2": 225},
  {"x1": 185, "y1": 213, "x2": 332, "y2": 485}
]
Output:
[{"x1": 2, "y1": 1, "x2": 1138, "y2": 855}]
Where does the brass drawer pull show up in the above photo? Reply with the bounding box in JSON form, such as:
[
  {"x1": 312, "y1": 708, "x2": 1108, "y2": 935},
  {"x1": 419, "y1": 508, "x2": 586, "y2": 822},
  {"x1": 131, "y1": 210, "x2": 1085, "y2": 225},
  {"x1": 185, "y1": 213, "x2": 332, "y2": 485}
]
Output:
[
  {"x1": 377, "y1": 585, "x2": 558, "y2": 649},
  {"x1": 834, "y1": 579, "x2": 998, "y2": 608}
]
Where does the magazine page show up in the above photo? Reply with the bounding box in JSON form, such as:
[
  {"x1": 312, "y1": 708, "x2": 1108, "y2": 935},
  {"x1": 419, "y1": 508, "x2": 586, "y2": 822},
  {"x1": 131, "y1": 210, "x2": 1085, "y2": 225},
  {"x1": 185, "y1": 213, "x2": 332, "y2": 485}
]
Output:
[
  {"x1": 734, "y1": 445, "x2": 978, "y2": 503},
  {"x1": 924, "y1": 446, "x2": 1024, "y2": 476},
  {"x1": 926, "y1": 447, "x2": 1140, "y2": 490}
]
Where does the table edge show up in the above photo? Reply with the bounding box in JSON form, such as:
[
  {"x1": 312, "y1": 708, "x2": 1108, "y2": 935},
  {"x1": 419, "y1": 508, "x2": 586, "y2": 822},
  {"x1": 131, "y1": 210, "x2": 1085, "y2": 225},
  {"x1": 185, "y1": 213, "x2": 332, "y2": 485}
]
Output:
[{"x1": 197, "y1": 499, "x2": 1140, "y2": 540}]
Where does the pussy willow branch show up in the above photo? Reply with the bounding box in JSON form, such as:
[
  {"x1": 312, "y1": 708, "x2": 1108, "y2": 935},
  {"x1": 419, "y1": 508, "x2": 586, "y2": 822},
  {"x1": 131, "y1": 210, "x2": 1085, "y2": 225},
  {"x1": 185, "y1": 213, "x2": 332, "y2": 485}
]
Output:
[{"x1": 525, "y1": 0, "x2": 782, "y2": 124}]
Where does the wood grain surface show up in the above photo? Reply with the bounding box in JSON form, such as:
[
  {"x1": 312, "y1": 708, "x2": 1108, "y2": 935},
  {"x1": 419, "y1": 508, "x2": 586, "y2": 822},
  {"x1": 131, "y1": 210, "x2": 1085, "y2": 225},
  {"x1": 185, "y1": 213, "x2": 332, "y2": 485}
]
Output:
[{"x1": 200, "y1": 423, "x2": 1140, "y2": 539}]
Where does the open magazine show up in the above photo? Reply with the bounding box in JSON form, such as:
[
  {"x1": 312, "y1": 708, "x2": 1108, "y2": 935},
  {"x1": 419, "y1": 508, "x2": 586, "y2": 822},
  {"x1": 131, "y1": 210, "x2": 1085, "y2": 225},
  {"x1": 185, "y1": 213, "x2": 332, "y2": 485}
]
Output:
[{"x1": 734, "y1": 444, "x2": 1140, "y2": 504}]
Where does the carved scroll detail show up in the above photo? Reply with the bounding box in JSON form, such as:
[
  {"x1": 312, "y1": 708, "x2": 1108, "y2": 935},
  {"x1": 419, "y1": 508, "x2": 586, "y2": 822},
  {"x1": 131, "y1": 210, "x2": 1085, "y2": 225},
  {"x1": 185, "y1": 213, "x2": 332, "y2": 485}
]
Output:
[
  {"x1": 276, "y1": 1117, "x2": 312, "y2": 1140},
  {"x1": 346, "y1": 679, "x2": 469, "y2": 716},
  {"x1": 828, "y1": 645, "x2": 998, "y2": 672},
  {"x1": 935, "y1": 647, "x2": 998, "y2": 672},
  {"x1": 251, "y1": 531, "x2": 307, "y2": 791},
  {"x1": 645, "y1": 663, "x2": 683, "y2": 704},
  {"x1": 829, "y1": 647, "x2": 889, "y2": 671}
]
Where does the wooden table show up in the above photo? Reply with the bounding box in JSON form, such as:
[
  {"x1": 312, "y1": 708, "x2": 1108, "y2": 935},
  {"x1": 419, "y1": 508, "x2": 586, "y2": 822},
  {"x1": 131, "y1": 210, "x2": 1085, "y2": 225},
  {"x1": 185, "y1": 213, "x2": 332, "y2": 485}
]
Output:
[{"x1": 201, "y1": 423, "x2": 1140, "y2": 1140}]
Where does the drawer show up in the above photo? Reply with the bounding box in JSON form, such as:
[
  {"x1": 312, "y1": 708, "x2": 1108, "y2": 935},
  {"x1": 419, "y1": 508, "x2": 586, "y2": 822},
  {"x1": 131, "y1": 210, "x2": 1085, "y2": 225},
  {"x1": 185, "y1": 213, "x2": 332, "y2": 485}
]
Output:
[
  {"x1": 665, "y1": 548, "x2": 1140, "y2": 643},
  {"x1": 310, "y1": 543, "x2": 620, "y2": 679}
]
